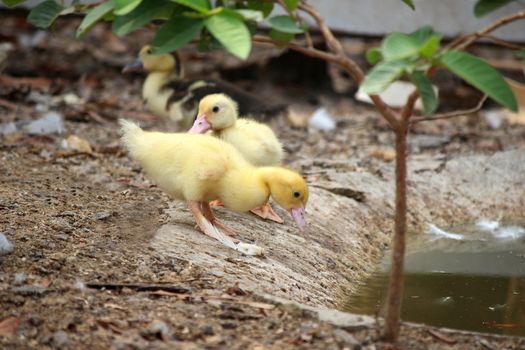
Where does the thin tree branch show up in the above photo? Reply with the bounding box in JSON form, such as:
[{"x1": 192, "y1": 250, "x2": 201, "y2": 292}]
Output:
[
  {"x1": 253, "y1": 35, "x2": 400, "y2": 129},
  {"x1": 453, "y1": 11, "x2": 525, "y2": 50},
  {"x1": 297, "y1": 2, "x2": 345, "y2": 55},
  {"x1": 481, "y1": 34, "x2": 525, "y2": 51},
  {"x1": 293, "y1": 2, "x2": 400, "y2": 128},
  {"x1": 410, "y1": 95, "x2": 488, "y2": 124},
  {"x1": 252, "y1": 35, "x2": 338, "y2": 64},
  {"x1": 401, "y1": 92, "x2": 420, "y2": 121}
]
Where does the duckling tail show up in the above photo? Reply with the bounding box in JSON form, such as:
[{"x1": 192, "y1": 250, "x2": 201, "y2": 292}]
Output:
[{"x1": 119, "y1": 119, "x2": 145, "y2": 159}]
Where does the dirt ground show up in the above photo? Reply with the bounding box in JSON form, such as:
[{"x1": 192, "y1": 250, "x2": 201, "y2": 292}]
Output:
[{"x1": 1, "y1": 11, "x2": 525, "y2": 350}]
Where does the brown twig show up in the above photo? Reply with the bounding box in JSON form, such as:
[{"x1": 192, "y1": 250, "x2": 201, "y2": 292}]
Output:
[
  {"x1": 481, "y1": 34, "x2": 525, "y2": 51},
  {"x1": 401, "y1": 92, "x2": 420, "y2": 121},
  {"x1": 86, "y1": 282, "x2": 190, "y2": 293},
  {"x1": 0, "y1": 97, "x2": 33, "y2": 114},
  {"x1": 453, "y1": 11, "x2": 525, "y2": 50},
  {"x1": 426, "y1": 329, "x2": 457, "y2": 345},
  {"x1": 252, "y1": 35, "x2": 340, "y2": 64},
  {"x1": 298, "y1": 2, "x2": 345, "y2": 55},
  {"x1": 410, "y1": 95, "x2": 488, "y2": 124}
]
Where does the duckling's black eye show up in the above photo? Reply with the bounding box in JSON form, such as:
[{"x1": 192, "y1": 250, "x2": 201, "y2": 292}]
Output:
[
  {"x1": 293, "y1": 191, "x2": 301, "y2": 198},
  {"x1": 146, "y1": 49, "x2": 152, "y2": 54},
  {"x1": 212, "y1": 106, "x2": 220, "y2": 113}
]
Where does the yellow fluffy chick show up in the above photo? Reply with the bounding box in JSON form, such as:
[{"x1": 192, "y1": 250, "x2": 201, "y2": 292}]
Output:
[
  {"x1": 123, "y1": 46, "x2": 285, "y2": 128},
  {"x1": 119, "y1": 120, "x2": 308, "y2": 254},
  {"x1": 189, "y1": 93, "x2": 285, "y2": 222}
]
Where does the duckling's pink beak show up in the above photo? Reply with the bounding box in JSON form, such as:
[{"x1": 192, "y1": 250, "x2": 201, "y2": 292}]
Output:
[
  {"x1": 289, "y1": 205, "x2": 306, "y2": 231},
  {"x1": 189, "y1": 114, "x2": 212, "y2": 133}
]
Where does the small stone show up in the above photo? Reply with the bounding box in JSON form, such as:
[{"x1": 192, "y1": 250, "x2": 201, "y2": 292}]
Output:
[
  {"x1": 94, "y1": 211, "x2": 111, "y2": 221},
  {"x1": 23, "y1": 111, "x2": 64, "y2": 135},
  {"x1": 51, "y1": 330, "x2": 69, "y2": 349},
  {"x1": 325, "y1": 257, "x2": 337, "y2": 269},
  {"x1": 13, "y1": 273, "x2": 27, "y2": 285},
  {"x1": 142, "y1": 320, "x2": 172, "y2": 340},
  {"x1": 50, "y1": 218, "x2": 72, "y2": 233},
  {"x1": 333, "y1": 328, "x2": 360, "y2": 347},
  {"x1": 200, "y1": 324, "x2": 214, "y2": 336},
  {"x1": 11, "y1": 285, "x2": 48, "y2": 296},
  {"x1": 0, "y1": 233, "x2": 14, "y2": 256}
]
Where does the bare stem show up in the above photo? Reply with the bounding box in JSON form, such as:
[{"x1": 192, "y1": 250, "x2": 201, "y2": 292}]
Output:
[
  {"x1": 453, "y1": 11, "x2": 525, "y2": 50},
  {"x1": 410, "y1": 95, "x2": 488, "y2": 124},
  {"x1": 480, "y1": 34, "x2": 525, "y2": 51},
  {"x1": 384, "y1": 122, "x2": 408, "y2": 341}
]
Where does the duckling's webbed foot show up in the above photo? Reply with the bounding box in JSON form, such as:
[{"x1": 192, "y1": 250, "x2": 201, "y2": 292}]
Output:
[
  {"x1": 188, "y1": 201, "x2": 263, "y2": 255},
  {"x1": 200, "y1": 202, "x2": 239, "y2": 237},
  {"x1": 250, "y1": 202, "x2": 284, "y2": 224}
]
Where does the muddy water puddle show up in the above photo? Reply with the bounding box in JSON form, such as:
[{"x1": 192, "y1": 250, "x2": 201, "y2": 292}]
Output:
[{"x1": 344, "y1": 220, "x2": 525, "y2": 336}]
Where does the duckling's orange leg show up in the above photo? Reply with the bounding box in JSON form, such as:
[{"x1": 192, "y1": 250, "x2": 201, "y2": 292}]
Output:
[
  {"x1": 188, "y1": 201, "x2": 240, "y2": 245},
  {"x1": 188, "y1": 201, "x2": 220, "y2": 240},
  {"x1": 200, "y1": 202, "x2": 239, "y2": 237},
  {"x1": 250, "y1": 202, "x2": 284, "y2": 224},
  {"x1": 209, "y1": 200, "x2": 224, "y2": 207}
]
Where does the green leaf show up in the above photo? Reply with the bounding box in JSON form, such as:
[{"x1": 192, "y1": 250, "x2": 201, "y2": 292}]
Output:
[
  {"x1": 474, "y1": 0, "x2": 516, "y2": 17},
  {"x1": 439, "y1": 50, "x2": 517, "y2": 111},
  {"x1": 410, "y1": 71, "x2": 438, "y2": 114},
  {"x1": 247, "y1": 0, "x2": 273, "y2": 17},
  {"x1": 401, "y1": 0, "x2": 415, "y2": 10},
  {"x1": 28, "y1": 0, "x2": 65, "y2": 28},
  {"x1": 410, "y1": 25, "x2": 434, "y2": 44},
  {"x1": 2, "y1": 0, "x2": 26, "y2": 7},
  {"x1": 114, "y1": 0, "x2": 142, "y2": 15},
  {"x1": 382, "y1": 32, "x2": 420, "y2": 61},
  {"x1": 172, "y1": 0, "x2": 209, "y2": 13},
  {"x1": 152, "y1": 17, "x2": 204, "y2": 54},
  {"x1": 283, "y1": 0, "x2": 299, "y2": 11},
  {"x1": 359, "y1": 60, "x2": 411, "y2": 95},
  {"x1": 112, "y1": 0, "x2": 173, "y2": 37},
  {"x1": 234, "y1": 9, "x2": 263, "y2": 22},
  {"x1": 419, "y1": 34, "x2": 441, "y2": 58},
  {"x1": 366, "y1": 48, "x2": 382, "y2": 65},
  {"x1": 269, "y1": 29, "x2": 294, "y2": 44},
  {"x1": 205, "y1": 10, "x2": 251, "y2": 59},
  {"x1": 268, "y1": 15, "x2": 303, "y2": 34},
  {"x1": 77, "y1": 1, "x2": 115, "y2": 38}
]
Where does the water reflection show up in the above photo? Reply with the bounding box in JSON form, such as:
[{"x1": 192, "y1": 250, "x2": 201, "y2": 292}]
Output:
[{"x1": 344, "y1": 222, "x2": 525, "y2": 336}]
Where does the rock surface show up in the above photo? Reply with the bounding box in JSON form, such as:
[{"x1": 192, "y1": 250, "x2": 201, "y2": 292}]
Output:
[{"x1": 152, "y1": 150, "x2": 525, "y2": 308}]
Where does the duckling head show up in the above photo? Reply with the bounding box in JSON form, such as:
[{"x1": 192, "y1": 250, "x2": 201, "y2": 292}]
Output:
[
  {"x1": 189, "y1": 94, "x2": 238, "y2": 133},
  {"x1": 123, "y1": 45, "x2": 180, "y2": 74},
  {"x1": 267, "y1": 168, "x2": 309, "y2": 231}
]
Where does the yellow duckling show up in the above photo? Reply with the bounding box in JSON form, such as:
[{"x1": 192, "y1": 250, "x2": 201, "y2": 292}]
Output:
[
  {"x1": 123, "y1": 46, "x2": 285, "y2": 128},
  {"x1": 119, "y1": 120, "x2": 308, "y2": 255},
  {"x1": 189, "y1": 94, "x2": 286, "y2": 223}
]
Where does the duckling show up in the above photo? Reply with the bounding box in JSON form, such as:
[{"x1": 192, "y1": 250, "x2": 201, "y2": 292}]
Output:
[
  {"x1": 119, "y1": 119, "x2": 308, "y2": 255},
  {"x1": 123, "y1": 46, "x2": 285, "y2": 129},
  {"x1": 189, "y1": 93, "x2": 285, "y2": 223}
]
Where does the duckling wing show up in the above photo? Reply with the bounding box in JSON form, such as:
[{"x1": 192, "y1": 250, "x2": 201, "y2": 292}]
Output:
[
  {"x1": 121, "y1": 123, "x2": 232, "y2": 201},
  {"x1": 222, "y1": 119, "x2": 284, "y2": 166}
]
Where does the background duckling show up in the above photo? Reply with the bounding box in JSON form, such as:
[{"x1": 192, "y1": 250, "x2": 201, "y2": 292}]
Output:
[
  {"x1": 123, "y1": 46, "x2": 286, "y2": 129},
  {"x1": 119, "y1": 120, "x2": 308, "y2": 255},
  {"x1": 189, "y1": 94, "x2": 286, "y2": 223}
]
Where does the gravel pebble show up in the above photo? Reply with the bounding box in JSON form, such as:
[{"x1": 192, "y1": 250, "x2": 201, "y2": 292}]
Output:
[{"x1": 0, "y1": 233, "x2": 14, "y2": 256}]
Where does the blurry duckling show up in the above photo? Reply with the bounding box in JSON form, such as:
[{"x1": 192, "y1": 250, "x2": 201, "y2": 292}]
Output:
[
  {"x1": 123, "y1": 46, "x2": 285, "y2": 129},
  {"x1": 189, "y1": 93, "x2": 285, "y2": 223},
  {"x1": 119, "y1": 120, "x2": 308, "y2": 255}
]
